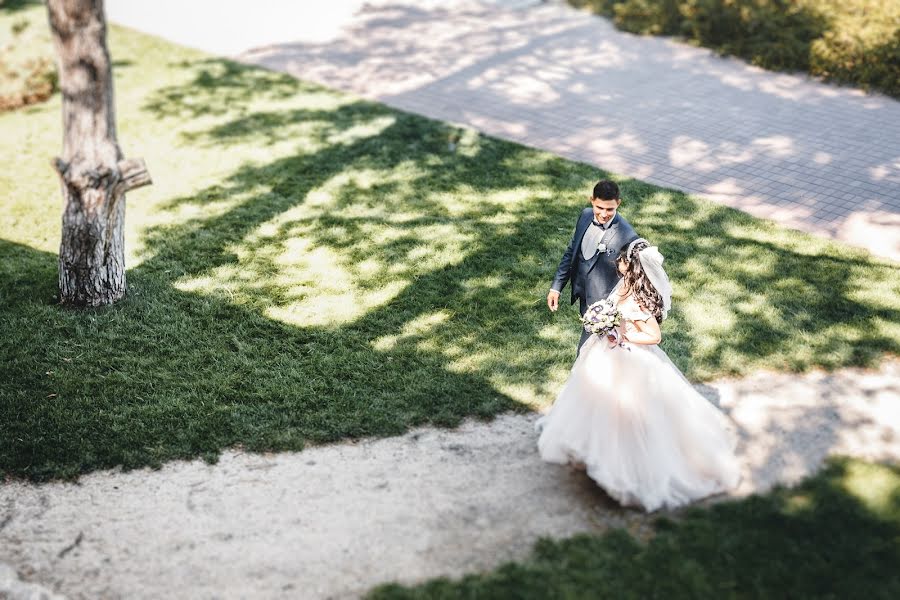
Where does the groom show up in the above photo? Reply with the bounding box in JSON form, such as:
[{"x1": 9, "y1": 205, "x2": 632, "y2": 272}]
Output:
[{"x1": 547, "y1": 179, "x2": 639, "y2": 351}]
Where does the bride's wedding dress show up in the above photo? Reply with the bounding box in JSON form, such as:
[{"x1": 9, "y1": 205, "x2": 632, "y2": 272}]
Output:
[{"x1": 537, "y1": 293, "x2": 741, "y2": 512}]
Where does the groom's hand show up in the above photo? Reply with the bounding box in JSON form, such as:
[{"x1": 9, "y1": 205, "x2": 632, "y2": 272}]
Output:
[{"x1": 547, "y1": 290, "x2": 560, "y2": 312}]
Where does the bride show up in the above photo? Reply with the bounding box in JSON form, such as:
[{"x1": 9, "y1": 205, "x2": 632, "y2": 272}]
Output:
[{"x1": 537, "y1": 239, "x2": 740, "y2": 512}]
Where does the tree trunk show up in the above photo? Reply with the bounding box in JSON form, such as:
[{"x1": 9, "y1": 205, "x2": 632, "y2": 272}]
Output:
[{"x1": 47, "y1": 0, "x2": 150, "y2": 307}]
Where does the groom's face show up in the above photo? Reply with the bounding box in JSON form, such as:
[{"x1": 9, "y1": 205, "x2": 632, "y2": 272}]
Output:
[{"x1": 590, "y1": 197, "x2": 621, "y2": 225}]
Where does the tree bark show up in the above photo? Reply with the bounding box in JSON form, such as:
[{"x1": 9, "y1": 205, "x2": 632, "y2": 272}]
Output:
[{"x1": 47, "y1": 0, "x2": 150, "y2": 307}]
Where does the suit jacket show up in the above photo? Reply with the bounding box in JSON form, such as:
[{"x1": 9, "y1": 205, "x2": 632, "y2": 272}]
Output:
[{"x1": 551, "y1": 209, "x2": 639, "y2": 307}]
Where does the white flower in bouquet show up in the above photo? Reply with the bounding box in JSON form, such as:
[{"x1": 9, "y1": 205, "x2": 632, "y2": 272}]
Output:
[{"x1": 581, "y1": 299, "x2": 621, "y2": 336}]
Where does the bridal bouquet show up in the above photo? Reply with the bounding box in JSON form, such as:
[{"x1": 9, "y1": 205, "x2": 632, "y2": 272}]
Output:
[{"x1": 581, "y1": 299, "x2": 621, "y2": 337}]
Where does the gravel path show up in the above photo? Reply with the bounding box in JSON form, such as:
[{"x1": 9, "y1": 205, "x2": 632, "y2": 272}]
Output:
[{"x1": 2, "y1": 361, "x2": 898, "y2": 599}]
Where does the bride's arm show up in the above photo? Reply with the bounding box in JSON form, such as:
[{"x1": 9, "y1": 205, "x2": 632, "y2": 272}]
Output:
[{"x1": 624, "y1": 317, "x2": 662, "y2": 345}]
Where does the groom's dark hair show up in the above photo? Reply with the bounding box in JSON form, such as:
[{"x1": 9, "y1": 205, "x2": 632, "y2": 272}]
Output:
[{"x1": 592, "y1": 180, "x2": 620, "y2": 200}]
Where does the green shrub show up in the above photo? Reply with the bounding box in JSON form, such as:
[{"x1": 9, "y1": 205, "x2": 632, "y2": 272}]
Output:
[
  {"x1": 0, "y1": 0, "x2": 57, "y2": 112},
  {"x1": 612, "y1": 0, "x2": 682, "y2": 35},
  {"x1": 570, "y1": 0, "x2": 900, "y2": 98},
  {"x1": 678, "y1": 0, "x2": 826, "y2": 71},
  {"x1": 811, "y1": 24, "x2": 900, "y2": 95}
]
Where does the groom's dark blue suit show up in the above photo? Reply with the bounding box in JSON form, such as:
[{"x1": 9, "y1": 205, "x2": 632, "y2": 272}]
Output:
[{"x1": 551, "y1": 209, "x2": 639, "y2": 350}]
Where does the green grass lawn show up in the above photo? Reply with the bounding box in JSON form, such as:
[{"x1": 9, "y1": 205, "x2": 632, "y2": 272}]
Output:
[
  {"x1": 1, "y1": 3, "x2": 898, "y2": 480},
  {"x1": 570, "y1": 0, "x2": 900, "y2": 98},
  {"x1": 370, "y1": 458, "x2": 900, "y2": 599}
]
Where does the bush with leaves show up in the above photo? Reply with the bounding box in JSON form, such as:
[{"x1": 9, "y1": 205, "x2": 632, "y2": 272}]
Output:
[
  {"x1": 571, "y1": 0, "x2": 900, "y2": 97},
  {"x1": 0, "y1": 5, "x2": 58, "y2": 112}
]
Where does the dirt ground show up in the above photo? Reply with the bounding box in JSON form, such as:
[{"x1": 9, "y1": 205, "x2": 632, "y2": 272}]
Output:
[{"x1": 2, "y1": 362, "x2": 898, "y2": 599}]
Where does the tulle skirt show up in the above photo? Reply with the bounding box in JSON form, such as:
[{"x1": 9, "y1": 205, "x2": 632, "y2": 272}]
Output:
[{"x1": 537, "y1": 335, "x2": 741, "y2": 512}]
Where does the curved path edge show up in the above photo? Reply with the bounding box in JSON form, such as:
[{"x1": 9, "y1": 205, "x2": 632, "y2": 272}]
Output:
[{"x1": 2, "y1": 361, "x2": 898, "y2": 599}]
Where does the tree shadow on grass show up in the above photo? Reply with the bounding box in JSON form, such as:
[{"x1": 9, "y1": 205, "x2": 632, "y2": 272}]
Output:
[
  {"x1": 1, "y1": 56, "x2": 898, "y2": 481},
  {"x1": 371, "y1": 457, "x2": 900, "y2": 598},
  {"x1": 621, "y1": 183, "x2": 900, "y2": 379},
  {"x1": 143, "y1": 59, "x2": 320, "y2": 119},
  {"x1": 0, "y1": 238, "x2": 522, "y2": 480}
]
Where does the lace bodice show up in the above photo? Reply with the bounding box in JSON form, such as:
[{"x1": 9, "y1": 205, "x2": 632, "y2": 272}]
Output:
[{"x1": 616, "y1": 293, "x2": 655, "y2": 337}]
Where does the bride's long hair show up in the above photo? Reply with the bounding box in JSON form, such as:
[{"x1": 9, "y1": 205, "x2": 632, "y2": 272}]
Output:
[{"x1": 616, "y1": 241, "x2": 664, "y2": 322}]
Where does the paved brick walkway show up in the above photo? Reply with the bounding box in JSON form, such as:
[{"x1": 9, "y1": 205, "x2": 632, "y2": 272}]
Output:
[{"x1": 107, "y1": 0, "x2": 900, "y2": 259}]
